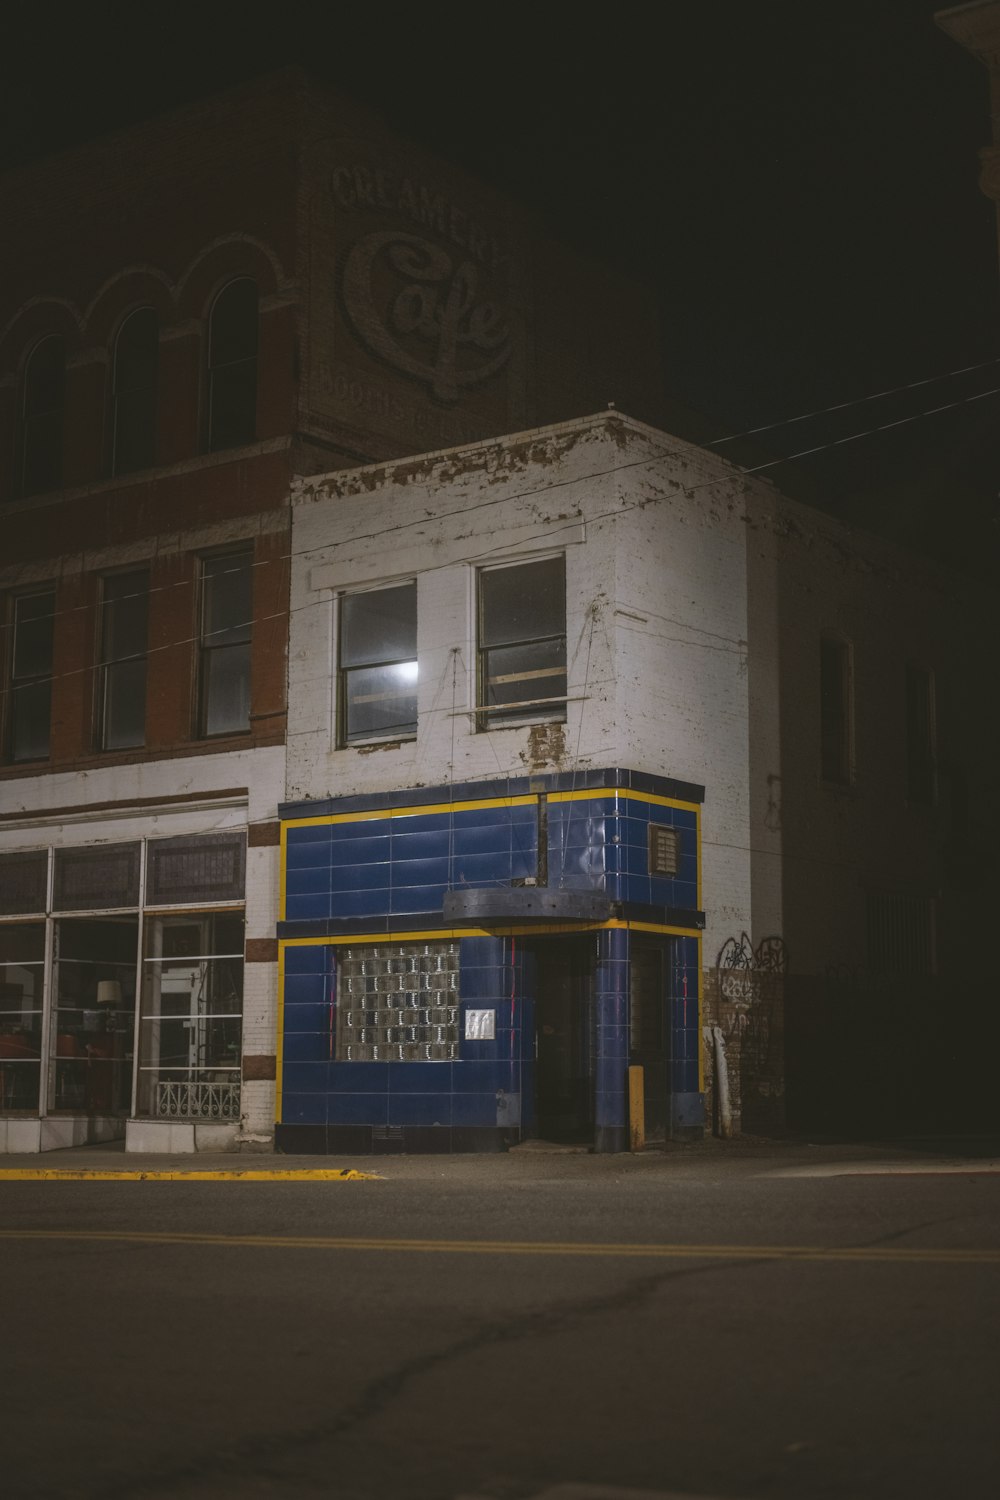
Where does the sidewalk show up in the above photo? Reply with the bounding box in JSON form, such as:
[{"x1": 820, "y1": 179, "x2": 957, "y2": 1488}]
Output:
[{"x1": 1, "y1": 1132, "x2": 998, "y2": 1180}]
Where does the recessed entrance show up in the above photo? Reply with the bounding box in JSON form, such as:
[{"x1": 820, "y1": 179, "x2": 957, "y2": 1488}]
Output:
[{"x1": 533, "y1": 938, "x2": 594, "y2": 1143}]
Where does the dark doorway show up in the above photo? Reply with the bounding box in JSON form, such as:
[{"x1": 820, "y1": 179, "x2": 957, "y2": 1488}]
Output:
[
  {"x1": 533, "y1": 938, "x2": 594, "y2": 1142},
  {"x1": 630, "y1": 937, "x2": 669, "y2": 1142}
]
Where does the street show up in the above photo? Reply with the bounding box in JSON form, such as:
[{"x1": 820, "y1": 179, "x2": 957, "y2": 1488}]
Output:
[{"x1": 1, "y1": 1140, "x2": 998, "y2": 1500}]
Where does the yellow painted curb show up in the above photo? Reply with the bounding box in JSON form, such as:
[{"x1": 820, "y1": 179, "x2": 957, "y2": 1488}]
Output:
[{"x1": 0, "y1": 1168, "x2": 380, "y2": 1182}]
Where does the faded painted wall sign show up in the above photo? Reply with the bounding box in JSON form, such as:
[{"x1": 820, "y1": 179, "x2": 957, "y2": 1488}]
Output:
[{"x1": 342, "y1": 230, "x2": 510, "y2": 402}]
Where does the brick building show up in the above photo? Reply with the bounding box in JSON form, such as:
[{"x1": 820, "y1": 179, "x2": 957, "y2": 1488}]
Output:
[
  {"x1": 0, "y1": 70, "x2": 671, "y2": 1152},
  {"x1": 275, "y1": 412, "x2": 996, "y2": 1152}
]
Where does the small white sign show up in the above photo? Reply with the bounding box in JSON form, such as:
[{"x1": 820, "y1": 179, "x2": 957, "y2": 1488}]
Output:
[{"x1": 464, "y1": 1009, "x2": 496, "y2": 1041}]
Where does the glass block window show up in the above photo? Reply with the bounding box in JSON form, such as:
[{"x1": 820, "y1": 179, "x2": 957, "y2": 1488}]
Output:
[
  {"x1": 53, "y1": 843, "x2": 141, "y2": 911},
  {"x1": 336, "y1": 942, "x2": 459, "y2": 1061},
  {"x1": 338, "y1": 582, "x2": 417, "y2": 744},
  {"x1": 478, "y1": 555, "x2": 566, "y2": 727},
  {"x1": 146, "y1": 832, "x2": 246, "y2": 907},
  {"x1": 0, "y1": 851, "x2": 49, "y2": 916}
]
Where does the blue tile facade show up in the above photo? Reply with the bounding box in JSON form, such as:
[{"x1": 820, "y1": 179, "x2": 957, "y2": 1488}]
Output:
[{"x1": 276, "y1": 768, "x2": 705, "y2": 1154}]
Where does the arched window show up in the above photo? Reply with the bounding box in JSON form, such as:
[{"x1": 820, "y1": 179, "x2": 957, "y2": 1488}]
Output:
[
  {"x1": 112, "y1": 307, "x2": 158, "y2": 476},
  {"x1": 207, "y1": 279, "x2": 258, "y2": 452},
  {"x1": 21, "y1": 335, "x2": 65, "y2": 495}
]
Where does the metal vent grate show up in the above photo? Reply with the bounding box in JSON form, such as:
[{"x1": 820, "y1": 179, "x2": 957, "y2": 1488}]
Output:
[{"x1": 648, "y1": 824, "x2": 680, "y2": 878}]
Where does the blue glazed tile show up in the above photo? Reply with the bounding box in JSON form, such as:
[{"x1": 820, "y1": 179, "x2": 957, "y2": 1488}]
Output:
[
  {"x1": 594, "y1": 1088, "x2": 626, "y2": 1129},
  {"x1": 596, "y1": 1056, "x2": 628, "y2": 1095},
  {"x1": 387, "y1": 1092, "x2": 452, "y2": 1127},
  {"x1": 332, "y1": 889, "x2": 391, "y2": 919},
  {"x1": 285, "y1": 867, "x2": 333, "y2": 897},
  {"x1": 282, "y1": 945, "x2": 331, "y2": 975},
  {"x1": 286, "y1": 893, "x2": 332, "y2": 922},
  {"x1": 285, "y1": 823, "x2": 334, "y2": 846},
  {"x1": 389, "y1": 885, "x2": 447, "y2": 915},
  {"x1": 282, "y1": 1031, "x2": 330, "y2": 1063},
  {"x1": 282, "y1": 1061, "x2": 330, "y2": 1095},
  {"x1": 453, "y1": 1059, "x2": 500, "y2": 1092},
  {"x1": 459, "y1": 1039, "x2": 497, "y2": 1063},
  {"x1": 282, "y1": 1001, "x2": 331, "y2": 1037},
  {"x1": 459, "y1": 936, "x2": 504, "y2": 967},
  {"x1": 451, "y1": 822, "x2": 518, "y2": 856},
  {"x1": 281, "y1": 971, "x2": 328, "y2": 1004},
  {"x1": 392, "y1": 856, "x2": 452, "y2": 888},
  {"x1": 391, "y1": 828, "x2": 452, "y2": 860},
  {"x1": 328, "y1": 862, "x2": 393, "y2": 893},
  {"x1": 280, "y1": 1093, "x2": 327, "y2": 1125},
  {"x1": 451, "y1": 1092, "x2": 498, "y2": 1127},
  {"x1": 390, "y1": 810, "x2": 453, "y2": 834},
  {"x1": 450, "y1": 851, "x2": 515, "y2": 886},
  {"x1": 460, "y1": 969, "x2": 502, "y2": 1002},
  {"x1": 285, "y1": 840, "x2": 335, "y2": 872},
  {"x1": 387, "y1": 1061, "x2": 452, "y2": 1093},
  {"x1": 598, "y1": 1024, "x2": 629, "y2": 1057},
  {"x1": 329, "y1": 832, "x2": 391, "y2": 864},
  {"x1": 329, "y1": 1062, "x2": 389, "y2": 1093},
  {"x1": 328, "y1": 1091, "x2": 389, "y2": 1126}
]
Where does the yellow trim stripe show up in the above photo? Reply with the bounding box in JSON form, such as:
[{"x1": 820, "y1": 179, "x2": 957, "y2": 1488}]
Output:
[
  {"x1": 279, "y1": 918, "x2": 700, "y2": 951},
  {"x1": 0, "y1": 1229, "x2": 995, "y2": 1266},
  {"x1": 0, "y1": 1169, "x2": 377, "y2": 1182},
  {"x1": 284, "y1": 788, "x2": 700, "y2": 831}
]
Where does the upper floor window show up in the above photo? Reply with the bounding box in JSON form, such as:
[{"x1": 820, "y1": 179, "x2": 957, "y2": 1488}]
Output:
[
  {"x1": 905, "y1": 664, "x2": 935, "y2": 805},
  {"x1": 111, "y1": 308, "x2": 158, "y2": 476},
  {"x1": 199, "y1": 550, "x2": 252, "y2": 737},
  {"x1": 6, "y1": 589, "x2": 55, "y2": 762},
  {"x1": 20, "y1": 336, "x2": 65, "y2": 496},
  {"x1": 207, "y1": 279, "x2": 258, "y2": 452},
  {"x1": 820, "y1": 634, "x2": 852, "y2": 785},
  {"x1": 97, "y1": 570, "x2": 149, "y2": 751},
  {"x1": 477, "y1": 555, "x2": 566, "y2": 729},
  {"x1": 337, "y1": 582, "x2": 417, "y2": 745}
]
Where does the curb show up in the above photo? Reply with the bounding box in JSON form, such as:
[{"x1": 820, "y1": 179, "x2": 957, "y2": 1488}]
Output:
[{"x1": 0, "y1": 1168, "x2": 380, "y2": 1181}]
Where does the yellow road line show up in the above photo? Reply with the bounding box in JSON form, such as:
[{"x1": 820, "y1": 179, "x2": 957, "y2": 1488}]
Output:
[
  {"x1": 0, "y1": 1229, "x2": 995, "y2": 1264},
  {"x1": 0, "y1": 1169, "x2": 378, "y2": 1182}
]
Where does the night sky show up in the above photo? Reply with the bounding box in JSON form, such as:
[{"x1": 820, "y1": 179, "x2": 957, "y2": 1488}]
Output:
[{"x1": 3, "y1": 0, "x2": 997, "y2": 568}]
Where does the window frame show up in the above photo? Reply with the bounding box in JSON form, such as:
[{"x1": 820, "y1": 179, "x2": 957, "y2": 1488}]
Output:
[
  {"x1": 206, "y1": 278, "x2": 259, "y2": 453},
  {"x1": 476, "y1": 554, "x2": 567, "y2": 731},
  {"x1": 96, "y1": 568, "x2": 150, "y2": 752},
  {"x1": 111, "y1": 307, "x2": 159, "y2": 477},
  {"x1": 20, "y1": 334, "x2": 66, "y2": 496},
  {"x1": 197, "y1": 548, "x2": 253, "y2": 739},
  {"x1": 5, "y1": 587, "x2": 56, "y2": 764},
  {"x1": 336, "y1": 580, "x2": 418, "y2": 747}
]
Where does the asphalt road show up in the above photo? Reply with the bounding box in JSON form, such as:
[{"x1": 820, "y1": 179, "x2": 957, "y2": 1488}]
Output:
[{"x1": 1, "y1": 1141, "x2": 998, "y2": 1500}]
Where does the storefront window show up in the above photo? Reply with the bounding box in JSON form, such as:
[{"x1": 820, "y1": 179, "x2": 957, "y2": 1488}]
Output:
[
  {"x1": 49, "y1": 917, "x2": 137, "y2": 1114},
  {"x1": 137, "y1": 913, "x2": 244, "y2": 1119},
  {"x1": 0, "y1": 923, "x2": 45, "y2": 1111}
]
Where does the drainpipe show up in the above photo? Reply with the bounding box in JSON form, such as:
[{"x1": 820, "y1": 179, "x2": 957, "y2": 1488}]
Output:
[{"x1": 711, "y1": 1025, "x2": 733, "y2": 1139}]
